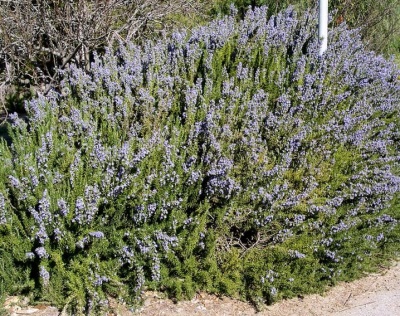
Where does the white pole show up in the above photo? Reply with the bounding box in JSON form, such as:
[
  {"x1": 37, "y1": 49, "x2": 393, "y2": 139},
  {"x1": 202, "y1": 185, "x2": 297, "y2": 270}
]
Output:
[{"x1": 319, "y1": 0, "x2": 328, "y2": 55}]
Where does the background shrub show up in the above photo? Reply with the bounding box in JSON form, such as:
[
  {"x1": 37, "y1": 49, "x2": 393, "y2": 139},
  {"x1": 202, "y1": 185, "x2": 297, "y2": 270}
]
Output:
[
  {"x1": 0, "y1": 0, "x2": 206, "y2": 110},
  {"x1": 209, "y1": 0, "x2": 400, "y2": 58},
  {"x1": 1, "y1": 0, "x2": 399, "y2": 113},
  {"x1": 0, "y1": 6, "x2": 399, "y2": 314}
]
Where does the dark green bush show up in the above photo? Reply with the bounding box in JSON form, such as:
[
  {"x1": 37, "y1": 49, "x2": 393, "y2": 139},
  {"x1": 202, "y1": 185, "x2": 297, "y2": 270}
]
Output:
[{"x1": 0, "y1": 6, "x2": 399, "y2": 314}]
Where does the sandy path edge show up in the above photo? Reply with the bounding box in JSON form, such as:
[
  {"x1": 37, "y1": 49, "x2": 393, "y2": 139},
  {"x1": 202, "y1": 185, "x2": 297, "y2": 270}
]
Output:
[
  {"x1": 135, "y1": 260, "x2": 400, "y2": 316},
  {"x1": 3, "y1": 260, "x2": 400, "y2": 316}
]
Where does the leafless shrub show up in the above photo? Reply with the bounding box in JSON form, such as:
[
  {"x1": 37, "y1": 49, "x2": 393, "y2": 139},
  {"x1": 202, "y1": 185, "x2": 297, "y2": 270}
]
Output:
[
  {"x1": 0, "y1": 0, "x2": 204, "y2": 102},
  {"x1": 331, "y1": 0, "x2": 400, "y2": 53}
]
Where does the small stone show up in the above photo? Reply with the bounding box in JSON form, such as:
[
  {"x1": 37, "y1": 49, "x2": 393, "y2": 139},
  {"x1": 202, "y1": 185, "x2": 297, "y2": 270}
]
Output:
[
  {"x1": 15, "y1": 308, "x2": 39, "y2": 314},
  {"x1": 196, "y1": 305, "x2": 207, "y2": 311}
]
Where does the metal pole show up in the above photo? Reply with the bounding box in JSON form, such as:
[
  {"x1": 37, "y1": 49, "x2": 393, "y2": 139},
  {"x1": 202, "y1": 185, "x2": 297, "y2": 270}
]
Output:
[{"x1": 319, "y1": 0, "x2": 328, "y2": 55}]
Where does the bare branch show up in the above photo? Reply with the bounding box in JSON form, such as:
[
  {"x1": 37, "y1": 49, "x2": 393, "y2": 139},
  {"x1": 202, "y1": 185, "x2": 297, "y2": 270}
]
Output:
[{"x1": 0, "y1": 0, "x2": 206, "y2": 100}]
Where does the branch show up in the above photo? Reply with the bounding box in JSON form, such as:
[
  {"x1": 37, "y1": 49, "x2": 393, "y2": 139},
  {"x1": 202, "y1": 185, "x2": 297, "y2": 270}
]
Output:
[{"x1": 44, "y1": 42, "x2": 82, "y2": 95}]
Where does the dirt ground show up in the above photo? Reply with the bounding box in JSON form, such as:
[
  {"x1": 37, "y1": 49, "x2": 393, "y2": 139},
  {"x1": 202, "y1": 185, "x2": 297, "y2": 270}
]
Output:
[{"x1": 3, "y1": 260, "x2": 400, "y2": 316}]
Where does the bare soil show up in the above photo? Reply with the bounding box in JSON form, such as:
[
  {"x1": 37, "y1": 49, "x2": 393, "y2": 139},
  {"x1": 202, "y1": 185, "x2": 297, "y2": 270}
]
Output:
[{"x1": 3, "y1": 261, "x2": 400, "y2": 316}]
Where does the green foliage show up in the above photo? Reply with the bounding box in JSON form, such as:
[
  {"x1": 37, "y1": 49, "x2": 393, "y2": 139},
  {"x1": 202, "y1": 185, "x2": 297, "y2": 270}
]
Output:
[
  {"x1": 1, "y1": 85, "x2": 33, "y2": 115},
  {"x1": 0, "y1": 5, "x2": 399, "y2": 314},
  {"x1": 208, "y1": 0, "x2": 400, "y2": 58},
  {"x1": 210, "y1": 0, "x2": 312, "y2": 18}
]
